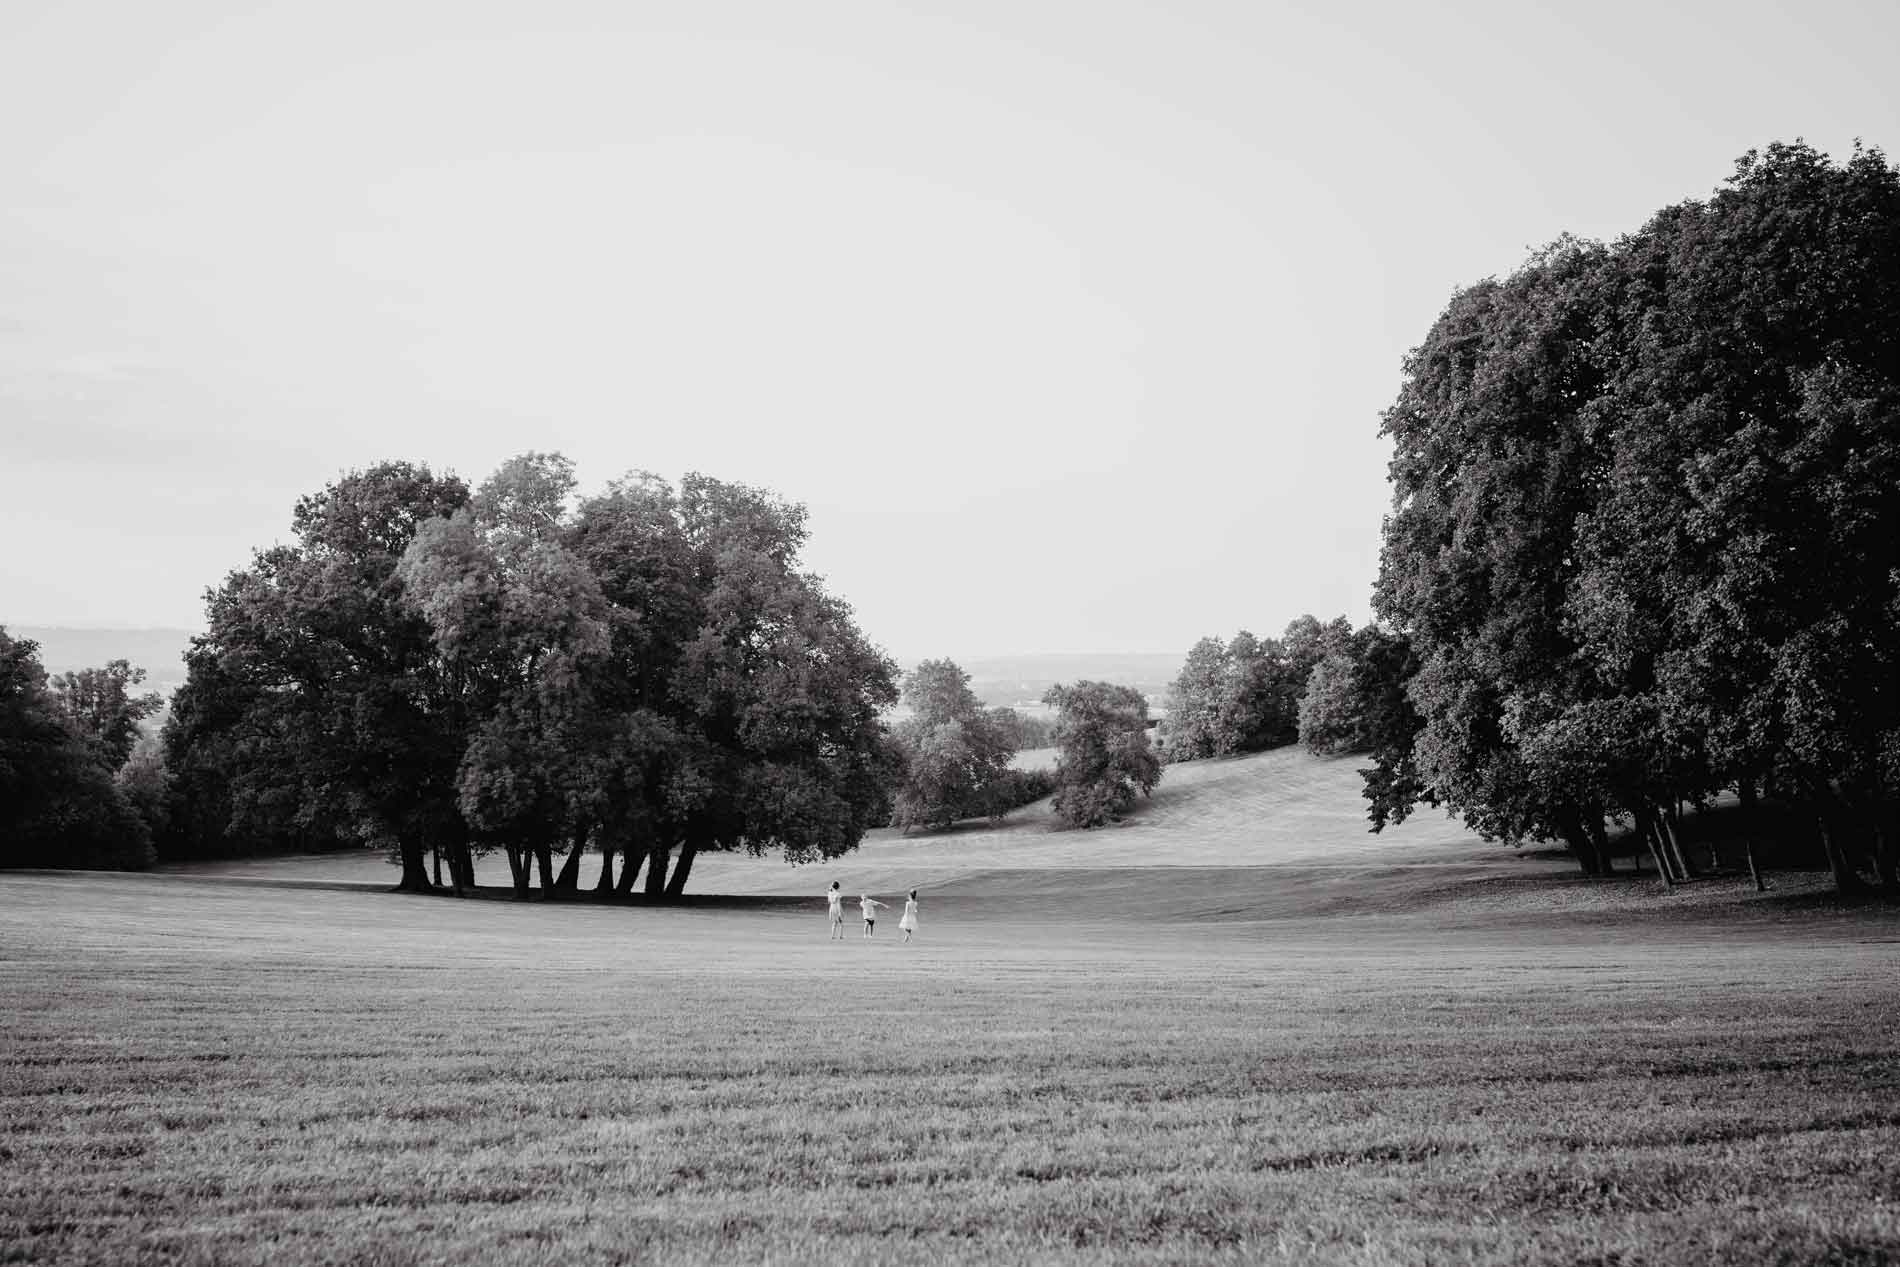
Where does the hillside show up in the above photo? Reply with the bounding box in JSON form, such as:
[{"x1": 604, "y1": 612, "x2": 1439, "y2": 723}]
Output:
[
  {"x1": 175, "y1": 747, "x2": 1503, "y2": 894},
  {"x1": 943, "y1": 652, "x2": 1182, "y2": 710},
  {"x1": 10, "y1": 625, "x2": 197, "y2": 694}
]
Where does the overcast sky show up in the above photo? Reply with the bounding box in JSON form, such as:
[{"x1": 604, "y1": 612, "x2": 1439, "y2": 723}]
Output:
[{"x1": 2, "y1": 0, "x2": 1895, "y2": 658}]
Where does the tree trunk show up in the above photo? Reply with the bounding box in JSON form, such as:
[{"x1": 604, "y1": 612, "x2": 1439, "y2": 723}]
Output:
[
  {"x1": 664, "y1": 841, "x2": 699, "y2": 899},
  {"x1": 534, "y1": 841, "x2": 556, "y2": 892},
  {"x1": 1872, "y1": 814, "x2": 1898, "y2": 894},
  {"x1": 1738, "y1": 782, "x2": 1765, "y2": 892},
  {"x1": 643, "y1": 845, "x2": 670, "y2": 898},
  {"x1": 616, "y1": 844, "x2": 644, "y2": 895},
  {"x1": 1558, "y1": 808, "x2": 1600, "y2": 876},
  {"x1": 595, "y1": 842, "x2": 617, "y2": 894},
  {"x1": 1661, "y1": 805, "x2": 1694, "y2": 880},
  {"x1": 1586, "y1": 811, "x2": 1612, "y2": 875},
  {"x1": 1637, "y1": 807, "x2": 1674, "y2": 890},
  {"x1": 431, "y1": 844, "x2": 444, "y2": 889},
  {"x1": 553, "y1": 825, "x2": 587, "y2": 894},
  {"x1": 1816, "y1": 811, "x2": 1864, "y2": 894},
  {"x1": 453, "y1": 841, "x2": 476, "y2": 892},
  {"x1": 397, "y1": 838, "x2": 431, "y2": 892},
  {"x1": 1744, "y1": 835, "x2": 1765, "y2": 892},
  {"x1": 506, "y1": 845, "x2": 532, "y2": 899}
]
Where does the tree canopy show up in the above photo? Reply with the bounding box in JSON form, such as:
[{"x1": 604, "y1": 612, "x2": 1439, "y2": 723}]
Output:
[
  {"x1": 1, "y1": 629, "x2": 159, "y2": 870},
  {"x1": 1044, "y1": 680, "x2": 1162, "y2": 828},
  {"x1": 164, "y1": 457, "x2": 898, "y2": 899},
  {"x1": 1368, "y1": 141, "x2": 1900, "y2": 889},
  {"x1": 887, "y1": 659, "x2": 1021, "y2": 832},
  {"x1": 1164, "y1": 617, "x2": 1354, "y2": 760}
]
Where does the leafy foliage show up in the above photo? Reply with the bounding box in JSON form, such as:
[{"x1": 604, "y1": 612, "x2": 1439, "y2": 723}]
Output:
[
  {"x1": 1166, "y1": 617, "x2": 1354, "y2": 761},
  {"x1": 1371, "y1": 141, "x2": 1900, "y2": 886},
  {"x1": 1044, "y1": 680, "x2": 1162, "y2": 828},
  {"x1": 0, "y1": 628, "x2": 157, "y2": 869},
  {"x1": 887, "y1": 660, "x2": 1021, "y2": 831},
  {"x1": 164, "y1": 457, "x2": 899, "y2": 898}
]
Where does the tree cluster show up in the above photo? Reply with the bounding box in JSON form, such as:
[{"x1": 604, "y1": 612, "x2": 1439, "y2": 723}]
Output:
[
  {"x1": 1164, "y1": 615, "x2": 1354, "y2": 761},
  {"x1": 164, "y1": 455, "x2": 899, "y2": 899},
  {"x1": 1367, "y1": 141, "x2": 1900, "y2": 891},
  {"x1": 0, "y1": 630, "x2": 164, "y2": 869}
]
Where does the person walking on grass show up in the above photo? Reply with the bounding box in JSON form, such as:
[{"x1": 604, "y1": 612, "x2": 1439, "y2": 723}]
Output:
[
  {"x1": 899, "y1": 889, "x2": 920, "y2": 943},
  {"x1": 859, "y1": 893, "x2": 887, "y2": 938},
  {"x1": 826, "y1": 881, "x2": 846, "y2": 939}
]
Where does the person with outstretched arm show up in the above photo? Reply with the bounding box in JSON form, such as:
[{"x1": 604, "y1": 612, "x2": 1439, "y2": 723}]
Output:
[{"x1": 859, "y1": 893, "x2": 887, "y2": 938}]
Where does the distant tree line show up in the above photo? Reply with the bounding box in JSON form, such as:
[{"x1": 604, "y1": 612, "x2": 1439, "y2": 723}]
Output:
[
  {"x1": 0, "y1": 632, "x2": 164, "y2": 869},
  {"x1": 1163, "y1": 614, "x2": 1358, "y2": 760},
  {"x1": 1360, "y1": 141, "x2": 1900, "y2": 892},
  {"x1": 2, "y1": 457, "x2": 1166, "y2": 889}
]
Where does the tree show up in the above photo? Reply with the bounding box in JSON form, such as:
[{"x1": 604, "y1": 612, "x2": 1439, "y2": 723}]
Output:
[
  {"x1": 649, "y1": 473, "x2": 899, "y2": 896},
  {"x1": 47, "y1": 661, "x2": 163, "y2": 770},
  {"x1": 164, "y1": 462, "x2": 472, "y2": 887},
  {"x1": 1297, "y1": 653, "x2": 1362, "y2": 755},
  {"x1": 1163, "y1": 637, "x2": 1231, "y2": 761},
  {"x1": 1373, "y1": 141, "x2": 1900, "y2": 889},
  {"x1": 888, "y1": 659, "x2": 1019, "y2": 831},
  {"x1": 398, "y1": 453, "x2": 611, "y2": 897},
  {"x1": 162, "y1": 458, "x2": 901, "y2": 900},
  {"x1": 0, "y1": 629, "x2": 154, "y2": 870},
  {"x1": 1043, "y1": 680, "x2": 1161, "y2": 828},
  {"x1": 1345, "y1": 627, "x2": 1429, "y2": 833},
  {"x1": 1167, "y1": 617, "x2": 1355, "y2": 761},
  {"x1": 991, "y1": 708, "x2": 1056, "y2": 752}
]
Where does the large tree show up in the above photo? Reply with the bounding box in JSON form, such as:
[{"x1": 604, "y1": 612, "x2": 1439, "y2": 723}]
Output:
[
  {"x1": 398, "y1": 453, "x2": 611, "y2": 897},
  {"x1": 0, "y1": 629, "x2": 154, "y2": 870},
  {"x1": 1371, "y1": 141, "x2": 1900, "y2": 888},
  {"x1": 887, "y1": 659, "x2": 1020, "y2": 831},
  {"x1": 164, "y1": 462, "x2": 472, "y2": 888},
  {"x1": 1044, "y1": 680, "x2": 1162, "y2": 828},
  {"x1": 165, "y1": 458, "x2": 900, "y2": 900},
  {"x1": 47, "y1": 661, "x2": 163, "y2": 771},
  {"x1": 649, "y1": 474, "x2": 899, "y2": 896}
]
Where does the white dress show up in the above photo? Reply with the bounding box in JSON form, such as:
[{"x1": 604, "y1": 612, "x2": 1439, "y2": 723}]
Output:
[{"x1": 898, "y1": 899, "x2": 919, "y2": 932}]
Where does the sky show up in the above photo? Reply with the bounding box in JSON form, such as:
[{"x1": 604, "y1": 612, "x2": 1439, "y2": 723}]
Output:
[{"x1": 2, "y1": 0, "x2": 1896, "y2": 659}]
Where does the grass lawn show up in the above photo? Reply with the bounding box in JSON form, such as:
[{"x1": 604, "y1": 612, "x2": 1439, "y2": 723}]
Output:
[{"x1": 3, "y1": 867, "x2": 1898, "y2": 1266}]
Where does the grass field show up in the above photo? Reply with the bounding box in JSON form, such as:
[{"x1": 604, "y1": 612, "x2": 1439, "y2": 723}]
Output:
[{"x1": 5, "y1": 750, "x2": 1899, "y2": 1265}]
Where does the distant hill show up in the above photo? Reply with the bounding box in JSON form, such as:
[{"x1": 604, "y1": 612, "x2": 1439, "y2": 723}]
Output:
[
  {"x1": 9, "y1": 626, "x2": 198, "y2": 695},
  {"x1": 905, "y1": 652, "x2": 1183, "y2": 712},
  {"x1": 2, "y1": 633, "x2": 1183, "y2": 715}
]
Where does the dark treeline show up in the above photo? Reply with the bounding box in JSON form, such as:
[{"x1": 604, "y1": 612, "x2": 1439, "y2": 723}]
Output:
[
  {"x1": 159, "y1": 455, "x2": 900, "y2": 898},
  {"x1": 1, "y1": 456, "x2": 1159, "y2": 891},
  {"x1": 0, "y1": 634, "x2": 165, "y2": 869},
  {"x1": 1158, "y1": 141, "x2": 1899, "y2": 896},
  {"x1": 1360, "y1": 141, "x2": 1900, "y2": 892}
]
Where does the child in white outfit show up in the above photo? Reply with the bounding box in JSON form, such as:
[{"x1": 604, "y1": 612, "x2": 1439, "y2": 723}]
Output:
[
  {"x1": 899, "y1": 889, "x2": 919, "y2": 943},
  {"x1": 826, "y1": 882, "x2": 845, "y2": 939},
  {"x1": 859, "y1": 894, "x2": 887, "y2": 937}
]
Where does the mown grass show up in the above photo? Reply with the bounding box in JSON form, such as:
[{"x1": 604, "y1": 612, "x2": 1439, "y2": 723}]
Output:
[{"x1": 2, "y1": 873, "x2": 1898, "y2": 1265}]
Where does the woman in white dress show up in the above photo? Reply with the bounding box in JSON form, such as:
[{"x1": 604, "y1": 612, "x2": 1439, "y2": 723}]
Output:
[{"x1": 898, "y1": 889, "x2": 919, "y2": 943}]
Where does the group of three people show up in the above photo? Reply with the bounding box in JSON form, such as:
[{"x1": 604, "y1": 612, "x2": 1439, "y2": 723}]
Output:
[{"x1": 826, "y1": 881, "x2": 919, "y2": 941}]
